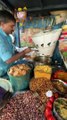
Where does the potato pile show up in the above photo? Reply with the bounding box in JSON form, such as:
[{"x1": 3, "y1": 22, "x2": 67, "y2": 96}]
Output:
[{"x1": 8, "y1": 64, "x2": 30, "y2": 77}]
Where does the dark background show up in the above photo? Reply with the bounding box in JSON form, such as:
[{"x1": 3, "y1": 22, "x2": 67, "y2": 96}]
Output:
[{"x1": 1, "y1": 0, "x2": 67, "y2": 14}]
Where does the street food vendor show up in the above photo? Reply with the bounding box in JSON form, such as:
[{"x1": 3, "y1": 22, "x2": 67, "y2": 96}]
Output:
[{"x1": 0, "y1": 10, "x2": 31, "y2": 77}]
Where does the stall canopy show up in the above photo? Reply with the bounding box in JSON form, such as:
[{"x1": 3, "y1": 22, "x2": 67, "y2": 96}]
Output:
[{"x1": 1, "y1": 0, "x2": 67, "y2": 13}]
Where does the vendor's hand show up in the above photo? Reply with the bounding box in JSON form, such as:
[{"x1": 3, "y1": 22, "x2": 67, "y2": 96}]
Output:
[{"x1": 24, "y1": 55, "x2": 33, "y2": 60}]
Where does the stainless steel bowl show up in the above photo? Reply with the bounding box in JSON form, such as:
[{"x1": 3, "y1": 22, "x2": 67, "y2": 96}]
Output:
[
  {"x1": 52, "y1": 79, "x2": 67, "y2": 94},
  {"x1": 34, "y1": 56, "x2": 51, "y2": 64},
  {"x1": 53, "y1": 98, "x2": 67, "y2": 120}
]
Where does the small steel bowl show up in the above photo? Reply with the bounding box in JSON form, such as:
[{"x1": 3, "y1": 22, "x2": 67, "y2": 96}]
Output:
[
  {"x1": 52, "y1": 79, "x2": 67, "y2": 95},
  {"x1": 53, "y1": 98, "x2": 67, "y2": 120},
  {"x1": 34, "y1": 56, "x2": 51, "y2": 64}
]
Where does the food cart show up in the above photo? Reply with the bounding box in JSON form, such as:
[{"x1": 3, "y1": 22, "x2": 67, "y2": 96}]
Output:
[{"x1": 0, "y1": 0, "x2": 67, "y2": 120}]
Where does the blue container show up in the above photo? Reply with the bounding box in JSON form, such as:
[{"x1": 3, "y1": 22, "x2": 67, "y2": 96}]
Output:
[{"x1": 8, "y1": 70, "x2": 31, "y2": 92}]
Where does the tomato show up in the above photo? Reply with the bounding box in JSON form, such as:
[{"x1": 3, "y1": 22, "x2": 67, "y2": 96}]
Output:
[
  {"x1": 54, "y1": 93, "x2": 59, "y2": 99},
  {"x1": 44, "y1": 108, "x2": 52, "y2": 118},
  {"x1": 53, "y1": 70, "x2": 64, "y2": 79},
  {"x1": 53, "y1": 74, "x2": 58, "y2": 78},
  {"x1": 47, "y1": 115, "x2": 56, "y2": 120},
  {"x1": 46, "y1": 101, "x2": 53, "y2": 110},
  {"x1": 49, "y1": 96, "x2": 55, "y2": 103}
]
